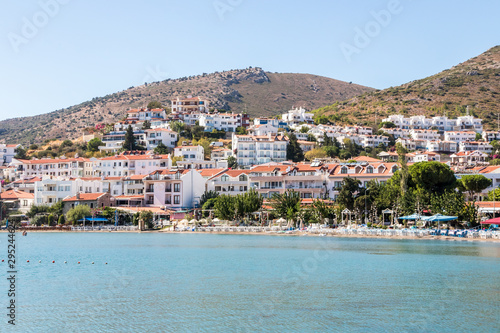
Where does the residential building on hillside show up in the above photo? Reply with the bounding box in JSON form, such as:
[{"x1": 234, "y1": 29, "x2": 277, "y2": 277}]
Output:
[
  {"x1": 126, "y1": 108, "x2": 167, "y2": 121},
  {"x1": 206, "y1": 169, "x2": 250, "y2": 195},
  {"x1": 211, "y1": 148, "x2": 233, "y2": 163},
  {"x1": 10, "y1": 157, "x2": 88, "y2": 179},
  {"x1": 458, "y1": 141, "x2": 493, "y2": 153},
  {"x1": 379, "y1": 128, "x2": 411, "y2": 139},
  {"x1": 199, "y1": 113, "x2": 245, "y2": 132},
  {"x1": 383, "y1": 114, "x2": 483, "y2": 132},
  {"x1": 143, "y1": 169, "x2": 206, "y2": 209},
  {"x1": 444, "y1": 131, "x2": 476, "y2": 143},
  {"x1": 253, "y1": 118, "x2": 288, "y2": 129},
  {"x1": 282, "y1": 107, "x2": 314, "y2": 125},
  {"x1": 410, "y1": 129, "x2": 440, "y2": 141},
  {"x1": 482, "y1": 131, "x2": 500, "y2": 142},
  {"x1": 232, "y1": 134, "x2": 288, "y2": 166},
  {"x1": 96, "y1": 151, "x2": 171, "y2": 177},
  {"x1": 174, "y1": 146, "x2": 204, "y2": 161},
  {"x1": 34, "y1": 177, "x2": 102, "y2": 206},
  {"x1": 0, "y1": 144, "x2": 20, "y2": 166},
  {"x1": 171, "y1": 96, "x2": 209, "y2": 113},
  {"x1": 247, "y1": 124, "x2": 279, "y2": 136},
  {"x1": 426, "y1": 140, "x2": 458, "y2": 153},
  {"x1": 450, "y1": 151, "x2": 489, "y2": 166}
]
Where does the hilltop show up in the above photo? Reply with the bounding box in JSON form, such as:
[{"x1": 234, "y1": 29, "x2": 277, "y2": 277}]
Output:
[
  {"x1": 313, "y1": 46, "x2": 500, "y2": 129},
  {"x1": 0, "y1": 67, "x2": 373, "y2": 145}
]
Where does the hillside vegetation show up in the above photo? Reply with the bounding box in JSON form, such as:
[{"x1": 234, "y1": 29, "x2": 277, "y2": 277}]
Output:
[
  {"x1": 0, "y1": 67, "x2": 373, "y2": 145},
  {"x1": 313, "y1": 46, "x2": 500, "y2": 129}
]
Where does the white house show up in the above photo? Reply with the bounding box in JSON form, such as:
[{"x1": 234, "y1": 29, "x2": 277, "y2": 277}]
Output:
[
  {"x1": 206, "y1": 169, "x2": 250, "y2": 196},
  {"x1": 145, "y1": 128, "x2": 178, "y2": 149},
  {"x1": 143, "y1": 169, "x2": 206, "y2": 209},
  {"x1": 458, "y1": 141, "x2": 493, "y2": 153},
  {"x1": 0, "y1": 144, "x2": 20, "y2": 166},
  {"x1": 282, "y1": 107, "x2": 314, "y2": 125},
  {"x1": 444, "y1": 131, "x2": 476, "y2": 143},
  {"x1": 174, "y1": 146, "x2": 204, "y2": 161}
]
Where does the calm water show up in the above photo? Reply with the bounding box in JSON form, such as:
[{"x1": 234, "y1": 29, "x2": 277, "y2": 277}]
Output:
[{"x1": 1, "y1": 233, "x2": 499, "y2": 332}]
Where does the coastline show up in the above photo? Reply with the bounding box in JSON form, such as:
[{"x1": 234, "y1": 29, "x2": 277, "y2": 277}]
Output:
[{"x1": 4, "y1": 228, "x2": 499, "y2": 243}]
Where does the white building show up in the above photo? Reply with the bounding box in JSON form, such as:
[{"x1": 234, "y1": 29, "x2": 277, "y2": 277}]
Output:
[
  {"x1": 199, "y1": 113, "x2": 243, "y2": 132},
  {"x1": 0, "y1": 144, "x2": 20, "y2": 166},
  {"x1": 33, "y1": 177, "x2": 103, "y2": 206},
  {"x1": 171, "y1": 96, "x2": 209, "y2": 113},
  {"x1": 174, "y1": 146, "x2": 204, "y2": 161},
  {"x1": 482, "y1": 131, "x2": 500, "y2": 142},
  {"x1": 282, "y1": 107, "x2": 314, "y2": 125},
  {"x1": 382, "y1": 114, "x2": 483, "y2": 132},
  {"x1": 143, "y1": 169, "x2": 206, "y2": 209},
  {"x1": 458, "y1": 141, "x2": 493, "y2": 153},
  {"x1": 145, "y1": 129, "x2": 178, "y2": 149},
  {"x1": 444, "y1": 131, "x2": 476, "y2": 143},
  {"x1": 426, "y1": 140, "x2": 458, "y2": 153},
  {"x1": 410, "y1": 129, "x2": 440, "y2": 141},
  {"x1": 211, "y1": 148, "x2": 233, "y2": 163},
  {"x1": 379, "y1": 128, "x2": 411, "y2": 139},
  {"x1": 232, "y1": 134, "x2": 288, "y2": 166},
  {"x1": 126, "y1": 108, "x2": 167, "y2": 122},
  {"x1": 358, "y1": 135, "x2": 389, "y2": 147},
  {"x1": 206, "y1": 169, "x2": 250, "y2": 195},
  {"x1": 96, "y1": 151, "x2": 171, "y2": 177},
  {"x1": 10, "y1": 157, "x2": 88, "y2": 179},
  {"x1": 247, "y1": 124, "x2": 279, "y2": 136}
]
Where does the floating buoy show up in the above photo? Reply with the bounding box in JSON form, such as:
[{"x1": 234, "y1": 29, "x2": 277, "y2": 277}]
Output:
[
  {"x1": 27, "y1": 260, "x2": 29, "y2": 263},
  {"x1": 105, "y1": 263, "x2": 108, "y2": 265},
  {"x1": 77, "y1": 262, "x2": 80, "y2": 264},
  {"x1": 1, "y1": 260, "x2": 4, "y2": 262},
  {"x1": 39, "y1": 260, "x2": 41, "y2": 263},
  {"x1": 52, "y1": 261, "x2": 55, "y2": 263},
  {"x1": 91, "y1": 262, "x2": 94, "y2": 264},
  {"x1": 64, "y1": 261, "x2": 67, "y2": 264}
]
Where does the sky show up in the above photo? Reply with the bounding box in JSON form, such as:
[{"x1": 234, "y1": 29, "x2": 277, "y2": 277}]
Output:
[{"x1": 0, "y1": 0, "x2": 499, "y2": 121}]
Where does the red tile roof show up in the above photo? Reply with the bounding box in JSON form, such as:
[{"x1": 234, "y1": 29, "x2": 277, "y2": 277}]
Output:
[
  {"x1": 0, "y1": 190, "x2": 34, "y2": 200},
  {"x1": 63, "y1": 193, "x2": 108, "y2": 202}
]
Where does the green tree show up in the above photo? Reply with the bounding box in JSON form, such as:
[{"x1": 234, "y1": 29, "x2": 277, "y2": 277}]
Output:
[
  {"x1": 306, "y1": 134, "x2": 316, "y2": 142},
  {"x1": 430, "y1": 190, "x2": 465, "y2": 221},
  {"x1": 312, "y1": 199, "x2": 333, "y2": 224},
  {"x1": 171, "y1": 121, "x2": 185, "y2": 134},
  {"x1": 123, "y1": 125, "x2": 137, "y2": 151},
  {"x1": 234, "y1": 189, "x2": 263, "y2": 221},
  {"x1": 214, "y1": 195, "x2": 236, "y2": 220},
  {"x1": 87, "y1": 138, "x2": 103, "y2": 152},
  {"x1": 66, "y1": 205, "x2": 92, "y2": 225},
  {"x1": 286, "y1": 133, "x2": 304, "y2": 162},
  {"x1": 14, "y1": 146, "x2": 27, "y2": 160},
  {"x1": 142, "y1": 120, "x2": 151, "y2": 130},
  {"x1": 236, "y1": 126, "x2": 247, "y2": 135},
  {"x1": 27, "y1": 205, "x2": 49, "y2": 218},
  {"x1": 487, "y1": 188, "x2": 500, "y2": 201},
  {"x1": 202, "y1": 198, "x2": 218, "y2": 217},
  {"x1": 58, "y1": 215, "x2": 66, "y2": 225},
  {"x1": 379, "y1": 121, "x2": 396, "y2": 128},
  {"x1": 322, "y1": 133, "x2": 333, "y2": 146},
  {"x1": 336, "y1": 177, "x2": 361, "y2": 211},
  {"x1": 227, "y1": 155, "x2": 238, "y2": 169},
  {"x1": 324, "y1": 145, "x2": 339, "y2": 158},
  {"x1": 153, "y1": 142, "x2": 169, "y2": 155},
  {"x1": 409, "y1": 161, "x2": 456, "y2": 196},
  {"x1": 139, "y1": 210, "x2": 154, "y2": 229},
  {"x1": 147, "y1": 101, "x2": 162, "y2": 109},
  {"x1": 270, "y1": 190, "x2": 301, "y2": 226},
  {"x1": 200, "y1": 190, "x2": 219, "y2": 207},
  {"x1": 300, "y1": 126, "x2": 309, "y2": 133},
  {"x1": 61, "y1": 140, "x2": 73, "y2": 148},
  {"x1": 304, "y1": 148, "x2": 327, "y2": 161},
  {"x1": 459, "y1": 175, "x2": 492, "y2": 200}
]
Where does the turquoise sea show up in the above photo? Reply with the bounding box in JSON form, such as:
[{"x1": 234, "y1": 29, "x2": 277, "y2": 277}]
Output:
[{"x1": 1, "y1": 233, "x2": 499, "y2": 332}]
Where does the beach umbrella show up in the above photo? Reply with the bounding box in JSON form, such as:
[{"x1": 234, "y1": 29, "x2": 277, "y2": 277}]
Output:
[
  {"x1": 421, "y1": 214, "x2": 458, "y2": 229},
  {"x1": 180, "y1": 219, "x2": 189, "y2": 225},
  {"x1": 189, "y1": 219, "x2": 197, "y2": 224},
  {"x1": 398, "y1": 213, "x2": 422, "y2": 220},
  {"x1": 481, "y1": 217, "x2": 500, "y2": 225}
]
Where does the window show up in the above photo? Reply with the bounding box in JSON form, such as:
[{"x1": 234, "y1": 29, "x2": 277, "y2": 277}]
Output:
[
  {"x1": 221, "y1": 175, "x2": 229, "y2": 182},
  {"x1": 239, "y1": 175, "x2": 247, "y2": 181},
  {"x1": 174, "y1": 183, "x2": 180, "y2": 192},
  {"x1": 341, "y1": 167, "x2": 348, "y2": 174},
  {"x1": 366, "y1": 166, "x2": 373, "y2": 174},
  {"x1": 174, "y1": 195, "x2": 180, "y2": 204}
]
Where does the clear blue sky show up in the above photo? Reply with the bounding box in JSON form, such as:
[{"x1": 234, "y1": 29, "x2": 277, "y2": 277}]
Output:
[{"x1": 1, "y1": 0, "x2": 499, "y2": 121}]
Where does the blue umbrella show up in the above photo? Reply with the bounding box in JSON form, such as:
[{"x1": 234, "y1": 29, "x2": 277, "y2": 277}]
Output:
[
  {"x1": 421, "y1": 214, "x2": 457, "y2": 222},
  {"x1": 398, "y1": 213, "x2": 422, "y2": 220}
]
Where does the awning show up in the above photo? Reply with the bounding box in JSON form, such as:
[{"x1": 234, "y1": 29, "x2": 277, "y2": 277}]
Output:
[{"x1": 481, "y1": 217, "x2": 500, "y2": 225}]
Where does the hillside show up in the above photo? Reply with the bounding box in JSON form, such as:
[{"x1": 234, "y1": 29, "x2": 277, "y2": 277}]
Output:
[
  {"x1": 0, "y1": 67, "x2": 373, "y2": 145},
  {"x1": 313, "y1": 46, "x2": 500, "y2": 129}
]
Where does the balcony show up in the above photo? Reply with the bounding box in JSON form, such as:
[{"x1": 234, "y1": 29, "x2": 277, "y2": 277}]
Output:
[
  {"x1": 146, "y1": 201, "x2": 155, "y2": 205},
  {"x1": 146, "y1": 188, "x2": 154, "y2": 193},
  {"x1": 165, "y1": 187, "x2": 172, "y2": 192}
]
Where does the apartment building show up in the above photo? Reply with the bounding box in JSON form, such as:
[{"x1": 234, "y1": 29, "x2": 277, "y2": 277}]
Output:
[
  {"x1": 199, "y1": 113, "x2": 243, "y2": 132},
  {"x1": 248, "y1": 163, "x2": 328, "y2": 199},
  {"x1": 379, "y1": 128, "x2": 411, "y2": 139},
  {"x1": 426, "y1": 140, "x2": 458, "y2": 153},
  {"x1": 328, "y1": 162, "x2": 398, "y2": 200},
  {"x1": 33, "y1": 177, "x2": 103, "y2": 206},
  {"x1": 444, "y1": 131, "x2": 476, "y2": 143},
  {"x1": 458, "y1": 141, "x2": 493, "y2": 153},
  {"x1": 211, "y1": 148, "x2": 233, "y2": 163},
  {"x1": 247, "y1": 124, "x2": 279, "y2": 136},
  {"x1": 482, "y1": 131, "x2": 500, "y2": 142},
  {"x1": 10, "y1": 157, "x2": 88, "y2": 179},
  {"x1": 174, "y1": 146, "x2": 204, "y2": 161},
  {"x1": 96, "y1": 151, "x2": 171, "y2": 177},
  {"x1": 0, "y1": 189, "x2": 34, "y2": 214},
  {"x1": 382, "y1": 114, "x2": 483, "y2": 132},
  {"x1": 62, "y1": 192, "x2": 112, "y2": 214},
  {"x1": 0, "y1": 144, "x2": 20, "y2": 166},
  {"x1": 145, "y1": 128, "x2": 178, "y2": 149},
  {"x1": 232, "y1": 134, "x2": 288, "y2": 166},
  {"x1": 206, "y1": 169, "x2": 250, "y2": 195},
  {"x1": 171, "y1": 96, "x2": 209, "y2": 113},
  {"x1": 410, "y1": 129, "x2": 440, "y2": 141},
  {"x1": 143, "y1": 169, "x2": 206, "y2": 209}
]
